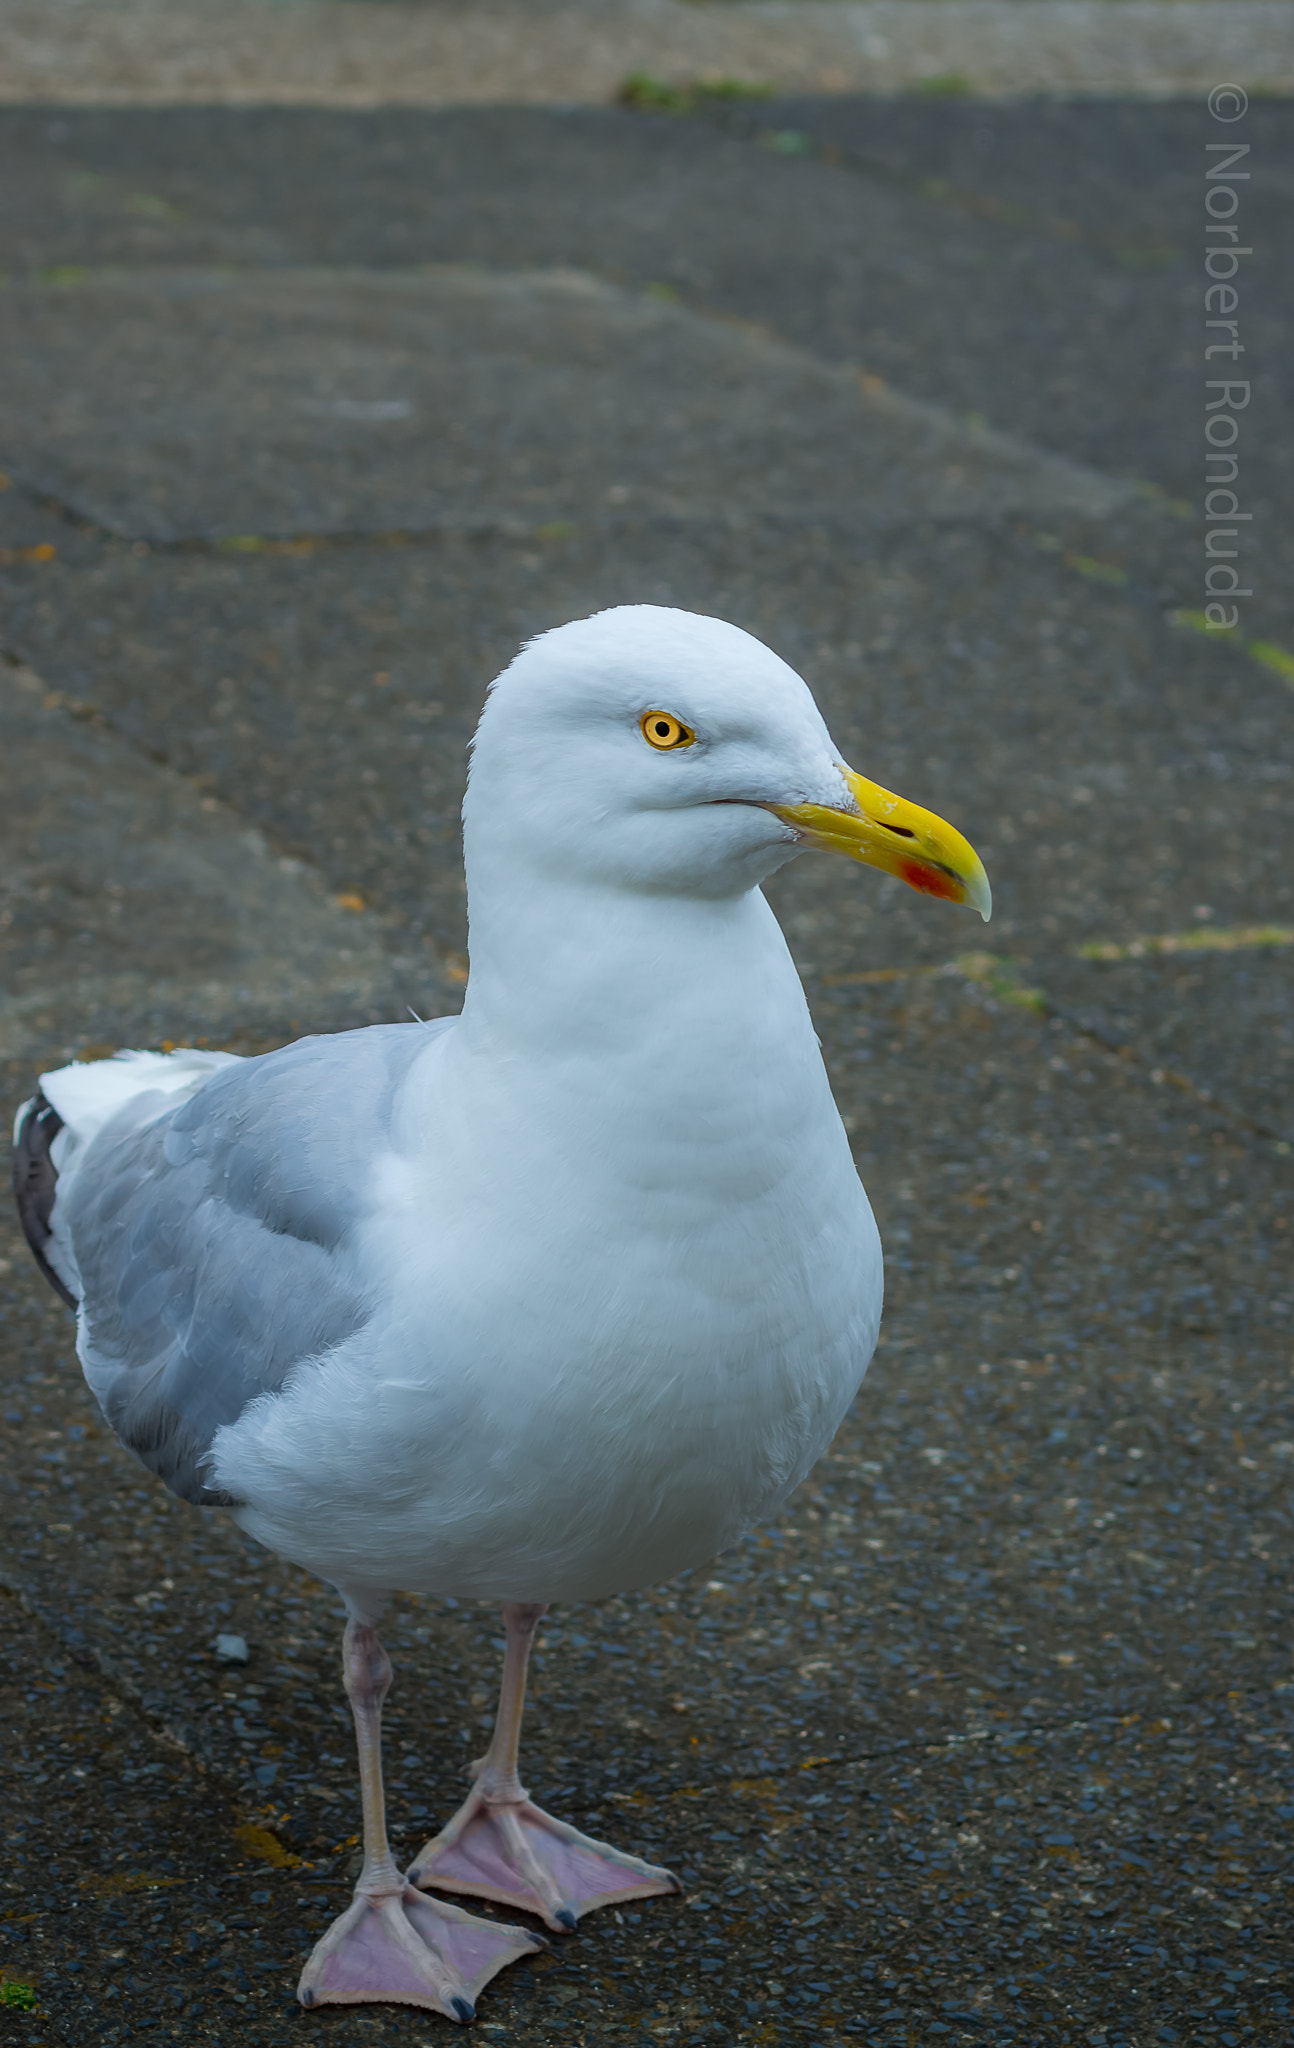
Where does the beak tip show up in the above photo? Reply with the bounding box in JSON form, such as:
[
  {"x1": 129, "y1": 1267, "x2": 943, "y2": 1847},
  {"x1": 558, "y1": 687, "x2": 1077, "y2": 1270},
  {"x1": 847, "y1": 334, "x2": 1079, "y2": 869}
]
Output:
[{"x1": 968, "y1": 874, "x2": 992, "y2": 924}]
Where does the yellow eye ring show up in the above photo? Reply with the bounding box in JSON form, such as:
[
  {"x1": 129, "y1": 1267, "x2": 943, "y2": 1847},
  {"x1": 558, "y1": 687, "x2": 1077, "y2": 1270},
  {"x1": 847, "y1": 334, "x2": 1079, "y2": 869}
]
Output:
[{"x1": 640, "y1": 710, "x2": 695, "y2": 751}]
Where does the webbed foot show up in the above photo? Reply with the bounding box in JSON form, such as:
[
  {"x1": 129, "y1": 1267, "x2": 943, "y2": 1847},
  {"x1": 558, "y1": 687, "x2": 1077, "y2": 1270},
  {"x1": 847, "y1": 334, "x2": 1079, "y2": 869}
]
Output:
[
  {"x1": 409, "y1": 1788, "x2": 679, "y2": 1932},
  {"x1": 297, "y1": 1879, "x2": 543, "y2": 2015}
]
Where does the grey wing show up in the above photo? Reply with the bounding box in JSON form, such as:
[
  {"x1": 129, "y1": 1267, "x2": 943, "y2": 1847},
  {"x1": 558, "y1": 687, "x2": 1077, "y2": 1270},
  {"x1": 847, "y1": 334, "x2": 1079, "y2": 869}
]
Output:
[{"x1": 65, "y1": 1020, "x2": 453, "y2": 1505}]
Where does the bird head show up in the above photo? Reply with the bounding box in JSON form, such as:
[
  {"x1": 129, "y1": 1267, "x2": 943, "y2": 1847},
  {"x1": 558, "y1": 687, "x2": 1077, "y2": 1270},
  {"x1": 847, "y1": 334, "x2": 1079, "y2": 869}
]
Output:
[{"x1": 464, "y1": 604, "x2": 990, "y2": 919}]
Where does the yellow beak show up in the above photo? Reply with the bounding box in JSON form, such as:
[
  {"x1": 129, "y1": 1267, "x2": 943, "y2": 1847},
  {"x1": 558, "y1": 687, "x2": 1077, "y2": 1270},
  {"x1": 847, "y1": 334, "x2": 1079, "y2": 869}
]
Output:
[{"x1": 770, "y1": 765, "x2": 992, "y2": 922}]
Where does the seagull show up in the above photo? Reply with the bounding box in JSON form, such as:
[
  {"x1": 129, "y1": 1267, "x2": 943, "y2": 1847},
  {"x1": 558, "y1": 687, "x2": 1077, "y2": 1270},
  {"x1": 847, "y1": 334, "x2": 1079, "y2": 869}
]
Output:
[{"x1": 12, "y1": 606, "x2": 989, "y2": 2020}]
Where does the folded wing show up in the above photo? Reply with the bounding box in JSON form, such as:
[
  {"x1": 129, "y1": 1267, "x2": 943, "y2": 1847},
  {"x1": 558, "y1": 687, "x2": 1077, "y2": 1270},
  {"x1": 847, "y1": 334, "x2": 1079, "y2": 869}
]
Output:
[{"x1": 58, "y1": 1022, "x2": 450, "y2": 1505}]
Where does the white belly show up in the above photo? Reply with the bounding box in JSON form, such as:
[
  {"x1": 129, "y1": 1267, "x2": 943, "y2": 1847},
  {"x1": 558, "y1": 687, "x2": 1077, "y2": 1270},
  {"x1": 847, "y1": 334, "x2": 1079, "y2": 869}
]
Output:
[
  {"x1": 212, "y1": 891, "x2": 884, "y2": 1602},
  {"x1": 217, "y1": 1084, "x2": 881, "y2": 1600}
]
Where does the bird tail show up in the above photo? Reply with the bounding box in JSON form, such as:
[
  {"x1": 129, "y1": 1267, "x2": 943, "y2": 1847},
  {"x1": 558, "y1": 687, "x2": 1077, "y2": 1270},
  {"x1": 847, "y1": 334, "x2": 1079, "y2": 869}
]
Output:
[
  {"x1": 12, "y1": 1090, "x2": 78, "y2": 1310},
  {"x1": 13, "y1": 1046, "x2": 240, "y2": 1314}
]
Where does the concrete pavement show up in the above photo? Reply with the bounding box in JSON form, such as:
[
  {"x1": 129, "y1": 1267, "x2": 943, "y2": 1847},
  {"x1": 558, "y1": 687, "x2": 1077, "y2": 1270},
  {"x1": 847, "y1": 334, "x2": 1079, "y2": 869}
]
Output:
[{"x1": 1, "y1": 79, "x2": 1291, "y2": 2048}]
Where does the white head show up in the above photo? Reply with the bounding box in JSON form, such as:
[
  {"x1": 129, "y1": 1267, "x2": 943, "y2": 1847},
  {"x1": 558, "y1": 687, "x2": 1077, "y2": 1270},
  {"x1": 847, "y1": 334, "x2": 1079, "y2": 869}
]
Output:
[{"x1": 464, "y1": 605, "x2": 990, "y2": 913}]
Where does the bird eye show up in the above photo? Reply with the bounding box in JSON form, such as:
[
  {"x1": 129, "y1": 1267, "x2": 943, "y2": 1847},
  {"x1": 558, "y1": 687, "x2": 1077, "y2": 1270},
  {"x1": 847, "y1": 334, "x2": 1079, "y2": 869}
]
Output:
[{"x1": 640, "y1": 711, "x2": 695, "y2": 751}]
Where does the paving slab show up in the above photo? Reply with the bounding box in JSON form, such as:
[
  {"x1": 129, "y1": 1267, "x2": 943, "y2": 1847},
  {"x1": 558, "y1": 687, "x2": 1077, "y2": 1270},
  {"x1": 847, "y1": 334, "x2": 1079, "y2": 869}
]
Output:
[
  {"x1": 0, "y1": 655, "x2": 420, "y2": 1063},
  {"x1": 679, "y1": 89, "x2": 1291, "y2": 542},
  {"x1": 0, "y1": 265, "x2": 1129, "y2": 542},
  {"x1": 0, "y1": 100, "x2": 1286, "y2": 627}
]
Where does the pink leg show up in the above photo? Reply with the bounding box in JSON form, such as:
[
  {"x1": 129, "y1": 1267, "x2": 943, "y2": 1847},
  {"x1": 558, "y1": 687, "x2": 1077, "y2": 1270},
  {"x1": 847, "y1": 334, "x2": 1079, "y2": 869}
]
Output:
[
  {"x1": 408, "y1": 1603, "x2": 679, "y2": 1932},
  {"x1": 297, "y1": 1617, "x2": 543, "y2": 2018}
]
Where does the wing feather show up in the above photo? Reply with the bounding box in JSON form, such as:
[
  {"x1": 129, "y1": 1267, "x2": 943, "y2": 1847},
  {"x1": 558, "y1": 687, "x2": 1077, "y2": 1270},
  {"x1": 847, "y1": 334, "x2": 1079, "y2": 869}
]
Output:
[{"x1": 64, "y1": 1021, "x2": 451, "y2": 1504}]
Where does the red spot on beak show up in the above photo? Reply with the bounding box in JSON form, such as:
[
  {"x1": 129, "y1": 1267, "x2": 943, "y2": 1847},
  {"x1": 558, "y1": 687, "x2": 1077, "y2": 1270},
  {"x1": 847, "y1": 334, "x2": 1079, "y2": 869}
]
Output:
[{"x1": 898, "y1": 858, "x2": 962, "y2": 903}]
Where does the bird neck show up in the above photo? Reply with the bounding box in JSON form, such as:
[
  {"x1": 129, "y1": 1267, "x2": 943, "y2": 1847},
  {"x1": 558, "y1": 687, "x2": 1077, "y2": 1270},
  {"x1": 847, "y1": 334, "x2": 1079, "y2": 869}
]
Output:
[
  {"x1": 403, "y1": 872, "x2": 839, "y2": 1229},
  {"x1": 455, "y1": 873, "x2": 806, "y2": 1071}
]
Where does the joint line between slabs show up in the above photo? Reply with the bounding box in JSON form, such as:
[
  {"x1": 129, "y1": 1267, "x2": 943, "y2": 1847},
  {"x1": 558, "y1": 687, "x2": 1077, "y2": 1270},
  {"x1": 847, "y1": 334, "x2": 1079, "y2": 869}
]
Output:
[
  {"x1": 637, "y1": 93, "x2": 1188, "y2": 271},
  {"x1": 810, "y1": 957, "x2": 1287, "y2": 1151},
  {"x1": 715, "y1": 1668, "x2": 1290, "y2": 1789},
  {"x1": 0, "y1": 1555, "x2": 221, "y2": 1788}
]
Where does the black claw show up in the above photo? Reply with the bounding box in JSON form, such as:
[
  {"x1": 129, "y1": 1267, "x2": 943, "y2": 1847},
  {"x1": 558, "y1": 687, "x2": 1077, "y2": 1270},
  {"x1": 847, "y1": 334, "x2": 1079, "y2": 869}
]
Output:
[
  {"x1": 299, "y1": 1988, "x2": 316, "y2": 2008},
  {"x1": 450, "y1": 1995, "x2": 475, "y2": 2022},
  {"x1": 406, "y1": 1866, "x2": 422, "y2": 1884},
  {"x1": 555, "y1": 1907, "x2": 578, "y2": 1931}
]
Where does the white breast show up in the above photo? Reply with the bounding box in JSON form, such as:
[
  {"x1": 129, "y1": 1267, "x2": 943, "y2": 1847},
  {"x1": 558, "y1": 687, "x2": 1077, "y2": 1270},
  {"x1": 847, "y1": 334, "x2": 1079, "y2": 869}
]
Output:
[{"x1": 214, "y1": 890, "x2": 882, "y2": 1601}]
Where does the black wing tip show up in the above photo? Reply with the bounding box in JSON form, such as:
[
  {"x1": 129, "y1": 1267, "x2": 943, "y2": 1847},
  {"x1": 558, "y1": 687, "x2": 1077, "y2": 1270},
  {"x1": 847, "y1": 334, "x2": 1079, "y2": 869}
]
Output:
[{"x1": 12, "y1": 1090, "x2": 79, "y2": 1312}]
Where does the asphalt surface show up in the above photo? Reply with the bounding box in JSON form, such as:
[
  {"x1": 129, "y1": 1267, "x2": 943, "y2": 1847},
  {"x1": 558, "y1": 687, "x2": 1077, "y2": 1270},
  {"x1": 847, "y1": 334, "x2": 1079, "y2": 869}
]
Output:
[{"x1": 1, "y1": 93, "x2": 1292, "y2": 2048}]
